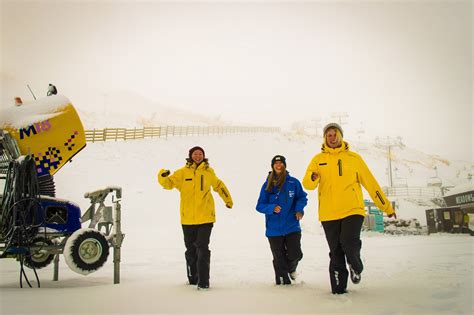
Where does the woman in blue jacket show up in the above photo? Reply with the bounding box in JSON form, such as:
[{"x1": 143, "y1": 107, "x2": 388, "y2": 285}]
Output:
[{"x1": 256, "y1": 155, "x2": 308, "y2": 285}]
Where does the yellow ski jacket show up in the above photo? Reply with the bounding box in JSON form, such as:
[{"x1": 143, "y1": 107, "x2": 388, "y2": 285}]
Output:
[
  {"x1": 303, "y1": 141, "x2": 395, "y2": 222},
  {"x1": 158, "y1": 162, "x2": 233, "y2": 225}
]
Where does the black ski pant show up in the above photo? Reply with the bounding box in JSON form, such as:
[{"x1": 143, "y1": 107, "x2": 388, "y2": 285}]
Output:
[
  {"x1": 321, "y1": 215, "x2": 364, "y2": 293},
  {"x1": 182, "y1": 223, "x2": 213, "y2": 287},
  {"x1": 268, "y1": 231, "x2": 303, "y2": 284}
]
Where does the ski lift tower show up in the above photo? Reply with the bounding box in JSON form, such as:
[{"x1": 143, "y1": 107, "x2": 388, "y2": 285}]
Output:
[
  {"x1": 330, "y1": 112, "x2": 349, "y2": 127},
  {"x1": 375, "y1": 136, "x2": 405, "y2": 189},
  {"x1": 356, "y1": 121, "x2": 365, "y2": 142},
  {"x1": 311, "y1": 118, "x2": 322, "y2": 137}
]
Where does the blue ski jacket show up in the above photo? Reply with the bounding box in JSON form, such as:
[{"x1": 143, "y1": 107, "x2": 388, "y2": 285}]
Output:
[{"x1": 256, "y1": 173, "x2": 308, "y2": 237}]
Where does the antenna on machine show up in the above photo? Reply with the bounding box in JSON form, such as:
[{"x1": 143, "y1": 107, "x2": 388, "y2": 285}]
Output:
[{"x1": 27, "y1": 84, "x2": 37, "y2": 100}]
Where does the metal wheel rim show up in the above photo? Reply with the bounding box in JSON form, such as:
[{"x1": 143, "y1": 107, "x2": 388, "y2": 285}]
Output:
[
  {"x1": 78, "y1": 238, "x2": 103, "y2": 263},
  {"x1": 31, "y1": 242, "x2": 50, "y2": 262}
]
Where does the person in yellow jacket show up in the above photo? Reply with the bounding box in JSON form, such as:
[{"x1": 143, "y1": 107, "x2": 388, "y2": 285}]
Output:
[
  {"x1": 303, "y1": 123, "x2": 396, "y2": 294},
  {"x1": 158, "y1": 146, "x2": 233, "y2": 290}
]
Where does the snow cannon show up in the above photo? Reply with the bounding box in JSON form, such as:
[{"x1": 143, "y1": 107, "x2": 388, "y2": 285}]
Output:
[
  {"x1": 0, "y1": 95, "x2": 86, "y2": 177},
  {"x1": 0, "y1": 96, "x2": 124, "y2": 287}
]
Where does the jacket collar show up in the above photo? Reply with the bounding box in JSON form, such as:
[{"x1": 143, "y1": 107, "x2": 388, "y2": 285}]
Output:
[{"x1": 187, "y1": 161, "x2": 208, "y2": 170}]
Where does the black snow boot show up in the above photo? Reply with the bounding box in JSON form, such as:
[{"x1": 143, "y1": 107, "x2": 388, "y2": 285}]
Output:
[
  {"x1": 332, "y1": 289, "x2": 348, "y2": 295},
  {"x1": 186, "y1": 263, "x2": 198, "y2": 285},
  {"x1": 197, "y1": 248, "x2": 211, "y2": 289},
  {"x1": 288, "y1": 259, "x2": 299, "y2": 280},
  {"x1": 272, "y1": 259, "x2": 291, "y2": 285},
  {"x1": 329, "y1": 268, "x2": 348, "y2": 294},
  {"x1": 275, "y1": 274, "x2": 292, "y2": 285},
  {"x1": 349, "y1": 264, "x2": 361, "y2": 284},
  {"x1": 197, "y1": 284, "x2": 210, "y2": 291}
]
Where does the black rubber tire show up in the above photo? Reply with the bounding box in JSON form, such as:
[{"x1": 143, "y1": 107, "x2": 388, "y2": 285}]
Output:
[
  {"x1": 24, "y1": 238, "x2": 55, "y2": 269},
  {"x1": 64, "y1": 229, "x2": 109, "y2": 274}
]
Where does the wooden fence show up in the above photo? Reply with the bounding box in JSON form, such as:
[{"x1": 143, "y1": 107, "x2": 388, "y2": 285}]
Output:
[
  {"x1": 383, "y1": 186, "x2": 443, "y2": 198},
  {"x1": 84, "y1": 126, "x2": 280, "y2": 143}
]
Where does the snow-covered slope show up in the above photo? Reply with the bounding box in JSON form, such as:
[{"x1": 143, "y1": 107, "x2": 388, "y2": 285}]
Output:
[
  {"x1": 76, "y1": 90, "x2": 230, "y2": 129},
  {"x1": 0, "y1": 133, "x2": 472, "y2": 315}
]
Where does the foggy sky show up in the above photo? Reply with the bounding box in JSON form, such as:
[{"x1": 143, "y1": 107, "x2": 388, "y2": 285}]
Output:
[{"x1": 1, "y1": 0, "x2": 472, "y2": 161}]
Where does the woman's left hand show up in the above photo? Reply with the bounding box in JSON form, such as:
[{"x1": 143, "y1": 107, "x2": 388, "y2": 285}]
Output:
[{"x1": 295, "y1": 212, "x2": 304, "y2": 220}]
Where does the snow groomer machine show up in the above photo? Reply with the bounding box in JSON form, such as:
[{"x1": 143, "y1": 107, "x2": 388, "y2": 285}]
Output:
[{"x1": 0, "y1": 95, "x2": 124, "y2": 287}]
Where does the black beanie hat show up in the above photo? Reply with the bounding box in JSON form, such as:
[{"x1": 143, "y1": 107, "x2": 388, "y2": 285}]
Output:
[
  {"x1": 271, "y1": 155, "x2": 286, "y2": 168},
  {"x1": 189, "y1": 146, "x2": 205, "y2": 158}
]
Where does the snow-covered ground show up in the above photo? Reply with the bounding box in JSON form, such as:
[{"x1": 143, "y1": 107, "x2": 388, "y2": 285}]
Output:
[{"x1": 0, "y1": 134, "x2": 472, "y2": 314}]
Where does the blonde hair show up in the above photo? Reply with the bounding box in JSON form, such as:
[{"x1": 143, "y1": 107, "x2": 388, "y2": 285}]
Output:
[{"x1": 324, "y1": 128, "x2": 343, "y2": 147}]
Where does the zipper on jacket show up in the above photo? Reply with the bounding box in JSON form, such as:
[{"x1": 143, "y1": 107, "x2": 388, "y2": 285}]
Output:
[
  {"x1": 201, "y1": 175, "x2": 204, "y2": 191},
  {"x1": 375, "y1": 191, "x2": 386, "y2": 205},
  {"x1": 338, "y1": 159, "x2": 342, "y2": 176}
]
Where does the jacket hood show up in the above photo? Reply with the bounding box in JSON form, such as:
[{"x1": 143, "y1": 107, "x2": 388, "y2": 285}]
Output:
[{"x1": 321, "y1": 141, "x2": 350, "y2": 154}]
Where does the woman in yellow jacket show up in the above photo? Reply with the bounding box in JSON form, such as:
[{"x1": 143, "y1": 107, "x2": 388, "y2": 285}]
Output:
[
  {"x1": 303, "y1": 123, "x2": 396, "y2": 294},
  {"x1": 158, "y1": 146, "x2": 233, "y2": 290}
]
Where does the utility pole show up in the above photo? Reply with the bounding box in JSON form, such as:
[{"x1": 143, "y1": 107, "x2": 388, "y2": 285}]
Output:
[{"x1": 375, "y1": 136, "x2": 405, "y2": 189}]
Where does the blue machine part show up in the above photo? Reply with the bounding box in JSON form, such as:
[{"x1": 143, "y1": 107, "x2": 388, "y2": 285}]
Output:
[
  {"x1": 38, "y1": 197, "x2": 82, "y2": 233},
  {"x1": 5, "y1": 247, "x2": 29, "y2": 254}
]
